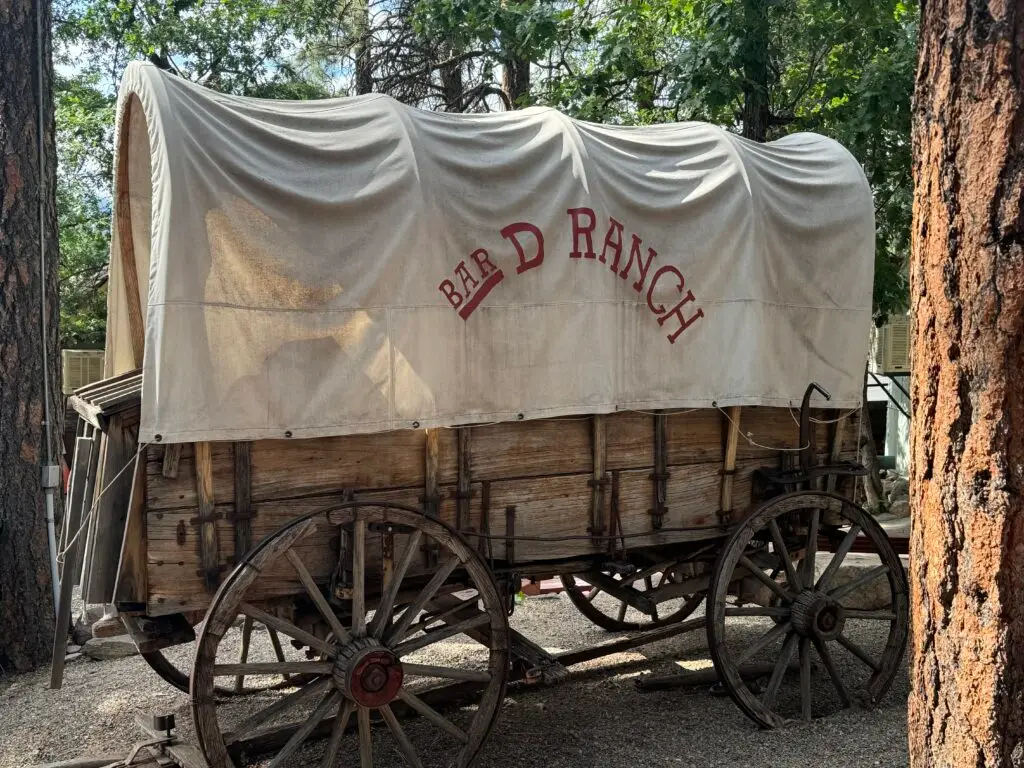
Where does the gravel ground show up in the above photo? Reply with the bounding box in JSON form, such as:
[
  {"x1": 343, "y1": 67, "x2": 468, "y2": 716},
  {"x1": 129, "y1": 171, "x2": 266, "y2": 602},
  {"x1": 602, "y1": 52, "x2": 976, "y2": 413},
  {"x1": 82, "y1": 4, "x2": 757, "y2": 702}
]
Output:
[{"x1": 0, "y1": 588, "x2": 908, "y2": 768}]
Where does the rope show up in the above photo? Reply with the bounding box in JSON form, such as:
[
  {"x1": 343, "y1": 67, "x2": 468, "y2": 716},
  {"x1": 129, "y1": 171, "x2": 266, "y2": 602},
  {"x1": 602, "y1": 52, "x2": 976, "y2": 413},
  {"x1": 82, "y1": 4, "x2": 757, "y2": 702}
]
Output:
[
  {"x1": 787, "y1": 404, "x2": 859, "y2": 427},
  {"x1": 57, "y1": 441, "x2": 149, "y2": 565},
  {"x1": 713, "y1": 402, "x2": 809, "y2": 452}
]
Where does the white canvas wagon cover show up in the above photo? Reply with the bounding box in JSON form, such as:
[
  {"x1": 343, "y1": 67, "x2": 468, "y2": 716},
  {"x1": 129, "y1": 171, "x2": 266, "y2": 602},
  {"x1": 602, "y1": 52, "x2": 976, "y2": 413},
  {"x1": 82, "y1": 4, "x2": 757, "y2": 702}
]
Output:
[{"x1": 106, "y1": 62, "x2": 874, "y2": 444}]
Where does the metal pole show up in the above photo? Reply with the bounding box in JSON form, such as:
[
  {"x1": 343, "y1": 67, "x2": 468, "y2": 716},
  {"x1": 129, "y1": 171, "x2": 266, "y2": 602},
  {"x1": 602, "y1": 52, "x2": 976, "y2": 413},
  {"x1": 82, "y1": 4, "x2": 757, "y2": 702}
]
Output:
[{"x1": 36, "y1": 0, "x2": 60, "y2": 615}]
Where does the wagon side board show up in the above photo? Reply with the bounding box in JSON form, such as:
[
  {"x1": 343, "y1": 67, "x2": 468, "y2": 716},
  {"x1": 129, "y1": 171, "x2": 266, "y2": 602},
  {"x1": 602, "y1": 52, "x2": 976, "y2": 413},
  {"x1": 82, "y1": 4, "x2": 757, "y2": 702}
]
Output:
[{"x1": 127, "y1": 407, "x2": 858, "y2": 616}]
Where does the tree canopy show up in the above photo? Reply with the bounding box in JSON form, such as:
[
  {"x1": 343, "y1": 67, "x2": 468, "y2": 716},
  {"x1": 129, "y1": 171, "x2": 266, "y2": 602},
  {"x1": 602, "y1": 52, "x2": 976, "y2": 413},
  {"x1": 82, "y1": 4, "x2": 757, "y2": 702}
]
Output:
[{"x1": 54, "y1": 0, "x2": 916, "y2": 347}]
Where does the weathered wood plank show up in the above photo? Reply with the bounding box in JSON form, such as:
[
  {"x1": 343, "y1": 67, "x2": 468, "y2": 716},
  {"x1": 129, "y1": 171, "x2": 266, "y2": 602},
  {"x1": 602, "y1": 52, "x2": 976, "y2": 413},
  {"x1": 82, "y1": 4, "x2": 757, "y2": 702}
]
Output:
[
  {"x1": 113, "y1": 455, "x2": 147, "y2": 608},
  {"x1": 720, "y1": 406, "x2": 742, "y2": 523},
  {"x1": 232, "y1": 441, "x2": 253, "y2": 562},
  {"x1": 162, "y1": 443, "x2": 181, "y2": 479},
  {"x1": 146, "y1": 429, "x2": 446, "y2": 511},
  {"x1": 470, "y1": 418, "x2": 592, "y2": 480},
  {"x1": 193, "y1": 442, "x2": 222, "y2": 592},
  {"x1": 81, "y1": 415, "x2": 137, "y2": 604},
  {"x1": 456, "y1": 428, "x2": 471, "y2": 531},
  {"x1": 590, "y1": 415, "x2": 607, "y2": 536}
]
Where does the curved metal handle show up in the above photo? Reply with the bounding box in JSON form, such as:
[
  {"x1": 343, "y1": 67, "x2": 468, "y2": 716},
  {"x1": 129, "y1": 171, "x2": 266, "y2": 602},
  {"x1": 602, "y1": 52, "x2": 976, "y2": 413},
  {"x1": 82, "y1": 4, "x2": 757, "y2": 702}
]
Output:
[{"x1": 799, "y1": 382, "x2": 831, "y2": 474}]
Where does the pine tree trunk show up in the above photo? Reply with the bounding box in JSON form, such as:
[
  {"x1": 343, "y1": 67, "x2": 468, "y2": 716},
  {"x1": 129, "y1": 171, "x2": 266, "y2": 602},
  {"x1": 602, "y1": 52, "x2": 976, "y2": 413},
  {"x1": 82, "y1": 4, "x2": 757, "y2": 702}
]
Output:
[
  {"x1": 0, "y1": 0, "x2": 61, "y2": 671},
  {"x1": 909, "y1": 2, "x2": 1024, "y2": 765}
]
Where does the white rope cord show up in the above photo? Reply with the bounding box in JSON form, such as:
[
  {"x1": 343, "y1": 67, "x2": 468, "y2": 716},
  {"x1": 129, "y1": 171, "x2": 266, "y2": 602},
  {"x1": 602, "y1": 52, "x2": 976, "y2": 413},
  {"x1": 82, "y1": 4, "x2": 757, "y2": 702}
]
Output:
[
  {"x1": 713, "y1": 403, "x2": 809, "y2": 452},
  {"x1": 787, "y1": 403, "x2": 859, "y2": 427},
  {"x1": 57, "y1": 441, "x2": 149, "y2": 565}
]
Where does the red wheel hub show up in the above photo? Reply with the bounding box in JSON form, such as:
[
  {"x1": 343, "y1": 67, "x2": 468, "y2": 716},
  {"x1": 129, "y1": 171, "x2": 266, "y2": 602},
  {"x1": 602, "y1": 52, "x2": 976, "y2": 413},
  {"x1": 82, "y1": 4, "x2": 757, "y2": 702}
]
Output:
[{"x1": 336, "y1": 640, "x2": 404, "y2": 708}]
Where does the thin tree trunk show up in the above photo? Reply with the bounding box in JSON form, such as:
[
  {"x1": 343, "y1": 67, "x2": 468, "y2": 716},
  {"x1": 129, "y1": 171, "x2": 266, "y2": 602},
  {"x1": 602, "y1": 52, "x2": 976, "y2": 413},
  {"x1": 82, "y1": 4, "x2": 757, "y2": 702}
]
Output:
[
  {"x1": 739, "y1": 0, "x2": 769, "y2": 142},
  {"x1": 909, "y1": 2, "x2": 1024, "y2": 765},
  {"x1": 0, "y1": 0, "x2": 61, "y2": 671},
  {"x1": 439, "y1": 51, "x2": 464, "y2": 112},
  {"x1": 501, "y1": 55, "x2": 529, "y2": 109},
  {"x1": 354, "y1": 0, "x2": 372, "y2": 96}
]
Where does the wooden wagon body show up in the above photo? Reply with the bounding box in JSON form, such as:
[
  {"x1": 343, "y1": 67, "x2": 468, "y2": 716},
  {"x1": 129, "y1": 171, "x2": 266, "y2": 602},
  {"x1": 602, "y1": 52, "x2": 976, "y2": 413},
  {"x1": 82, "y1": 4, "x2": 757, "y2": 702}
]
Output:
[{"x1": 127, "y1": 405, "x2": 855, "y2": 619}]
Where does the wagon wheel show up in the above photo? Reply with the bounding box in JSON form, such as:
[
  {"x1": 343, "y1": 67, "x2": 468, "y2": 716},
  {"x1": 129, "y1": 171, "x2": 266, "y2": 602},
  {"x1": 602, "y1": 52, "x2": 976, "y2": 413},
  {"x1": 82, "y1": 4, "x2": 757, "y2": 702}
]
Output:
[
  {"x1": 192, "y1": 501, "x2": 509, "y2": 768},
  {"x1": 141, "y1": 614, "x2": 308, "y2": 696},
  {"x1": 707, "y1": 491, "x2": 908, "y2": 728},
  {"x1": 558, "y1": 565, "x2": 704, "y2": 631}
]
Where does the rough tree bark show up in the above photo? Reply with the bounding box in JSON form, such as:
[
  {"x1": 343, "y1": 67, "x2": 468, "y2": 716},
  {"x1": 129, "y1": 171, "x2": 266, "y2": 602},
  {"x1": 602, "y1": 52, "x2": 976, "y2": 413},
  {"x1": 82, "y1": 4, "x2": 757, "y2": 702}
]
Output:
[
  {"x1": 0, "y1": 0, "x2": 61, "y2": 670},
  {"x1": 501, "y1": 55, "x2": 529, "y2": 109},
  {"x1": 353, "y1": 0, "x2": 373, "y2": 96},
  {"x1": 739, "y1": 0, "x2": 770, "y2": 142},
  {"x1": 909, "y1": 2, "x2": 1024, "y2": 766}
]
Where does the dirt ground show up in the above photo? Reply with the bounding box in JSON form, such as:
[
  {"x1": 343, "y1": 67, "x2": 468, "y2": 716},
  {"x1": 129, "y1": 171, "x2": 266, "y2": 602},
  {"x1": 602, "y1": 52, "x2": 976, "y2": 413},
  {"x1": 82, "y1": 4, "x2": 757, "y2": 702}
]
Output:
[{"x1": 0, "y1": 590, "x2": 908, "y2": 768}]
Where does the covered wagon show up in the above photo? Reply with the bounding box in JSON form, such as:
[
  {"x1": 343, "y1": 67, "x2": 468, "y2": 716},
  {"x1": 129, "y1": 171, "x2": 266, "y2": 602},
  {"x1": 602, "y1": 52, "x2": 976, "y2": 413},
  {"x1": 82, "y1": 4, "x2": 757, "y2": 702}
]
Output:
[{"x1": 54, "y1": 61, "x2": 907, "y2": 768}]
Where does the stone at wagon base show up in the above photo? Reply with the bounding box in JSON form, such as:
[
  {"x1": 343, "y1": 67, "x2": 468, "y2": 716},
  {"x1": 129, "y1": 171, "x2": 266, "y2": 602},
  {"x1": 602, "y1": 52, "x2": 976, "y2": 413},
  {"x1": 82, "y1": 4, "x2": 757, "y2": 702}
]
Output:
[
  {"x1": 888, "y1": 478, "x2": 909, "y2": 502},
  {"x1": 889, "y1": 500, "x2": 910, "y2": 518},
  {"x1": 828, "y1": 554, "x2": 899, "y2": 611},
  {"x1": 81, "y1": 636, "x2": 138, "y2": 661}
]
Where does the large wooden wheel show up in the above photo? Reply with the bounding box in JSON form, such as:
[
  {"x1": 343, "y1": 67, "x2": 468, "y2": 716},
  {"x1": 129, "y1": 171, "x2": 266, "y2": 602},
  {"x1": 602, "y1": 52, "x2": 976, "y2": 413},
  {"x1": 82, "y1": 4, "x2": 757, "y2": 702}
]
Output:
[
  {"x1": 192, "y1": 502, "x2": 509, "y2": 768},
  {"x1": 559, "y1": 564, "x2": 704, "y2": 631},
  {"x1": 707, "y1": 491, "x2": 908, "y2": 728}
]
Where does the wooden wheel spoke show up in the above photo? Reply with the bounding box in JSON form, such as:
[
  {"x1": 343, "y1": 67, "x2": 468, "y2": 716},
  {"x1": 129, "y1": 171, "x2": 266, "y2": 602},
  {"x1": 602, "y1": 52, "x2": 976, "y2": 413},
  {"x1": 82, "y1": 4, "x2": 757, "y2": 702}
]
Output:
[
  {"x1": 286, "y1": 549, "x2": 353, "y2": 646},
  {"x1": 266, "y1": 628, "x2": 291, "y2": 683},
  {"x1": 369, "y1": 529, "x2": 424, "y2": 639},
  {"x1": 358, "y1": 706, "x2": 373, "y2": 768},
  {"x1": 585, "y1": 586, "x2": 602, "y2": 603},
  {"x1": 616, "y1": 601, "x2": 628, "y2": 623},
  {"x1": 813, "y1": 638, "x2": 851, "y2": 708},
  {"x1": 760, "y1": 632, "x2": 797, "y2": 708},
  {"x1": 213, "y1": 661, "x2": 333, "y2": 677},
  {"x1": 393, "y1": 613, "x2": 490, "y2": 658},
  {"x1": 815, "y1": 524, "x2": 862, "y2": 591},
  {"x1": 401, "y1": 594, "x2": 480, "y2": 642},
  {"x1": 228, "y1": 677, "x2": 333, "y2": 743},
  {"x1": 402, "y1": 663, "x2": 491, "y2": 683},
  {"x1": 396, "y1": 688, "x2": 468, "y2": 744},
  {"x1": 724, "y1": 606, "x2": 790, "y2": 618},
  {"x1": 381, "y1": 704, "x2": 425, "y2": 768},
  {"x1": 844, "y1": 609, "x2": 898, "y2": 621},
  {"x1": 385, "y1": 556, "x2": 462, "y2": 644},
  {"x1": 240, "y1": 602, "x2": 337, "y2": 657},
  {"x1": 738, "y1": 555, "x2": 792, "y2": 602},
  {"x1": 828, "y1": 565, "x2": 889, "y2": 602},
  {"x1": 768, "y1": 519, "x2": 801, "y2": 591},
  {"x1": 836, "y1": 633, "x2": 881, "y2": 672},
  {"x1": 650, "y1": 601, "x2": 659, "y2": 622},
  {"x1": 734, "y1": 621, "x2": 793, "y2": 667},
  {"x1": 235, "y1": 616, "x2": 254, "y2": 692},
  {"x1": 267, "y1": 690, "x2": 340, "y2": 768},
  {"x1": 319, "y1": 700, "x2": 355, "y2": 768},
  {"x1": 799, "y1": 637, "x2": 812, "y2": 722},
  {"x1": 801, "y1": 509, "x2": 820, "y2": 590},
  {"x1": 352, "y1": 517, "x2": 367, "y2": 637}
]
